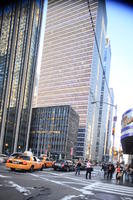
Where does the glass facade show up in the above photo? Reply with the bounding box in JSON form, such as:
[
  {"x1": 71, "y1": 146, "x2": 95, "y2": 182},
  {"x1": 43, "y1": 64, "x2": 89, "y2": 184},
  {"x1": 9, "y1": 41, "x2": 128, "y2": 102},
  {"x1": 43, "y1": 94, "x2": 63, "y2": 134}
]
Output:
[
  {"x1": 36, "y1": 0, "x2": 107, "y2": 159},
  {"x1": 94, "y1": 38, "x2": 112, "y2": 162},
  {"x1": 0, "y1": 0, "x2": 43, "y2": 154},
  {"x1": 29, "y1": 105, "x2": 79, "y2": 159}
]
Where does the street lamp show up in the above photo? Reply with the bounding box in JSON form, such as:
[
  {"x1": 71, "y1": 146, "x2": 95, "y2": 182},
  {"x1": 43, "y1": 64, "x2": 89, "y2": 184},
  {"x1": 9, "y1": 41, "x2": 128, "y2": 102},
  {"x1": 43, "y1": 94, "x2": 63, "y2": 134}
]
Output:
[
  {"x1": 91, "y1": 100, "x2": 117, "y2": 162},
  {"x1": 91, "y1": 101, "x2": 117, "y2": 109}
]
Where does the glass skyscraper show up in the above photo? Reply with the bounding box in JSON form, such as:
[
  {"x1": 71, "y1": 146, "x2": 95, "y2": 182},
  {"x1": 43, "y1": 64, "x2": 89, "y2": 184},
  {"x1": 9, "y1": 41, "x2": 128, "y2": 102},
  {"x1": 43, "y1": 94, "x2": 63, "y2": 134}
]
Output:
[
  {"x1": 93, "y1": 38, "x2": 113, "y2": 162},
  {"x1": 36, "y1": 0, "x2": 108, "y2": 160},
  {"x1": 0, "y1": 0, "x2": 43, "y2": 154}
]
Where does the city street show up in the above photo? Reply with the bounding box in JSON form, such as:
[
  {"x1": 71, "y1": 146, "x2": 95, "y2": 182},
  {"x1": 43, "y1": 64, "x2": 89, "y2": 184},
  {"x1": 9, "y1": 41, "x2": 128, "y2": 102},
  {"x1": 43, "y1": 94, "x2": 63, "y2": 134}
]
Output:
[{"x1": 0, "y1": 164, "x2": 133, "y2": 200}]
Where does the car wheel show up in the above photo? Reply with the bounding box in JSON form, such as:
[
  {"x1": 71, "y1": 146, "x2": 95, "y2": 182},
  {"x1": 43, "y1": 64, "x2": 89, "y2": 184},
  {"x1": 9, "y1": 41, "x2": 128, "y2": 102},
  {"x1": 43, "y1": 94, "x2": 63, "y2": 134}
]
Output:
[
  {"x1": 30, "y1": 166, "x2": 34, "y2": 173},
  {"x1": 40, "y1": 165, "x2": 44, "y2": 171},
  {"x1": 10, "y1": 168, "x2": 15, "y2": 171},
  {"x1": 43, "y1": 164, "x2": 47, "y2": 168}
]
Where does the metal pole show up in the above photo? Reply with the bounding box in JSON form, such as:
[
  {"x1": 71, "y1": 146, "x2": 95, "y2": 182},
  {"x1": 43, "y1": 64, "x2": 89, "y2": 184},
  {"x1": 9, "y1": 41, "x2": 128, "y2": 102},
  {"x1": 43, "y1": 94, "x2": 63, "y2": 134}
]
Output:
[{"x1": 37, "y1": 132, "x2": 40, "y2": 157}]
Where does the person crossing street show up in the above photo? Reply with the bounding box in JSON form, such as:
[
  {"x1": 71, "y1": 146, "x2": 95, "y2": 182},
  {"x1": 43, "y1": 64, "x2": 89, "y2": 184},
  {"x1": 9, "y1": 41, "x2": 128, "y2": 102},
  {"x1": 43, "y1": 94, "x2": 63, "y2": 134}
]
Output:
[
  {"x1": 86, "y1": 160, "x2": 93, "y2": 179},
  {"x1": 75, "y1": 159, "x2": 81, "y2": 176}
]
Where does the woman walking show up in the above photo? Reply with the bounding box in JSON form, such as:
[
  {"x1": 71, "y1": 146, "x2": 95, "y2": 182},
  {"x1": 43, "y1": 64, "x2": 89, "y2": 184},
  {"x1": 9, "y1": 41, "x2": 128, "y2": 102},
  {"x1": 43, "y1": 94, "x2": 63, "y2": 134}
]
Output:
[{"x1": 75, "y1": 159, "x2": 81, "y2": 176}]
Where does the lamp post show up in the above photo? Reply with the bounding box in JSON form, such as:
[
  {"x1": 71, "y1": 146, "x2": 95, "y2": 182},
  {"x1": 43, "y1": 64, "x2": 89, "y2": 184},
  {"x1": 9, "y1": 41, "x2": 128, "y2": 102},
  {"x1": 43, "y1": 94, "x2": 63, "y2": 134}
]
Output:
[
  {"x1": 91, "y1": 101, "x2": 117, "y2": 162},
  {"x1": 91, "y1": 101, "x2": 117, "y2": 109},
  {"x1": 70, "y1": 141, "x2": 74, "y2": 160},
  {"x1": 5, "y1": 143, "x2": 9, "y2": 155}
]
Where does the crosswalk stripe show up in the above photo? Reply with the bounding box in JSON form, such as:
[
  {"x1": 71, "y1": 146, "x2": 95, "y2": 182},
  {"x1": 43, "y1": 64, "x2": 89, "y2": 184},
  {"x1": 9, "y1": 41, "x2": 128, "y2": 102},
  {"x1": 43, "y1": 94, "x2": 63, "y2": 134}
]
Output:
[
  {"x1": 98, "y1": 183, "x2": 133, "y2": 191},
  {"x1": 84, "y1": 182, "x2": 133, "y2": 197},
  {"x1": 95, "y1": 186, "x2": 133, "y2": 194}
]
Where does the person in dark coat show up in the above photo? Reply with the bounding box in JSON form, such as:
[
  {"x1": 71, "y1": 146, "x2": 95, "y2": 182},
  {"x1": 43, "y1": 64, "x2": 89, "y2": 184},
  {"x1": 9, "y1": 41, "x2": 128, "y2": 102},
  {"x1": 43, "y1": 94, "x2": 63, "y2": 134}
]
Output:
[
  {"x1": 107, "y1": 163, "x2": 115, "y2": 180},
  {"x1": 101, "y1": 163, "x2": 108, "y2": 179},
  {"x1": 75, "y1": 159, "x2": 81, "y2": 176}
]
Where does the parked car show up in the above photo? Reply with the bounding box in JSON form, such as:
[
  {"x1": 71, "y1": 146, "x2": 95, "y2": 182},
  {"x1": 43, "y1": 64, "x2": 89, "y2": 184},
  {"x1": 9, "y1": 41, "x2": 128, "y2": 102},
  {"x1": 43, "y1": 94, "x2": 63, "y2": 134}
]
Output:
[
  {"x1": 53, "y1": 160, "x2": 75, "y2": 172},
  {"x1": 81, "y1": 161, "x2": 87, "y2": 170},
  {"x1": 6, "y1": 154, "x2": 44, "y2": 172},
  {"x1": 39, "y1": 156, "x2": 55, "y2": 168},
  {"x1": 0, "y1": 154, "x2": 8, "y2": 163}
]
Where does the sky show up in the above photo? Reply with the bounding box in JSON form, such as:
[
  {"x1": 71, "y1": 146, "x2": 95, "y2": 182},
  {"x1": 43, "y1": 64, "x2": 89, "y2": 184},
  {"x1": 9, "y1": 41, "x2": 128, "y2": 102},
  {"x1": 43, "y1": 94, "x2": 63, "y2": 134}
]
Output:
[{"x1": 106, "y1": 1, "x2": 133, "y2": 149}]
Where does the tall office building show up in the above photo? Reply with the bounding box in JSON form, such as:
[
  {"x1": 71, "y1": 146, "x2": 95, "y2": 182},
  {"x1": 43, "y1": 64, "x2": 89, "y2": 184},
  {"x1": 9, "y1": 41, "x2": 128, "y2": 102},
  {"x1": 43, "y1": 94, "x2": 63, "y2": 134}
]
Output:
[
  {"x1": 104, "y1": 88, "x2": 114, "y2": 162},
  {"x1": 36, "y1": 0, "x2": 108, "y2": 159},
  {"x1": 29, "y1": 105, "x2": 79, "y2": 159},
  {"x1": 92, "y1": 38, "x2": 113, "y2": 162},
  {"x1": 0, "y1": 0, "x2": 43, "y2": 154}
]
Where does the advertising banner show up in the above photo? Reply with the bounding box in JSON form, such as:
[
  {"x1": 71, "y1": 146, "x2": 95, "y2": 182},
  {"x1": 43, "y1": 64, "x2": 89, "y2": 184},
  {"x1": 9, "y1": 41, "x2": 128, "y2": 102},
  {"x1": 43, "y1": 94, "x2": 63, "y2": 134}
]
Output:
[{"x1": 121, "y1": 108, "x2": 133, "y2": 140}]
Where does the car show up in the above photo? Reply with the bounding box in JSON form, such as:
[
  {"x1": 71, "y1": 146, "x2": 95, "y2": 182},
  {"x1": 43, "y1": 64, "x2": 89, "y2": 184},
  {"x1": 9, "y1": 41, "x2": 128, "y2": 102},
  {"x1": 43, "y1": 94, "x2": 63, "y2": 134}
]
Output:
[
  {"x1": 39, "y1": 156, "x2": 55, "y2": 168},
  {"x1": 0, "y1": 154, "x2": 8, "y2": 163},
  {"x1": 9, "y1": 152, "x2": 23, "y2": 158},
  {"x1": 77, "y1": 161, "x2": 86, "y2": 170},
  {"x1": 6, "y1": 154, "x2": 44, "y2": 172},
  {"x1": 53, "y1": 160, "x2": 75, "y2": 172}
]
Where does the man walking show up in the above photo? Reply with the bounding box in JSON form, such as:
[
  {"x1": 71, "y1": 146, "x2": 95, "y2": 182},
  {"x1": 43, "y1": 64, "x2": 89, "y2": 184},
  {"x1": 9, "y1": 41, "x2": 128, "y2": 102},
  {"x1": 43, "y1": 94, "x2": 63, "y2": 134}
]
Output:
[
  {"x1": 107, "y1": 163, "x2": 115, "y2": 180},
  {"x1": 86, "y1": 160, "x2": 93, "y2": 179}
]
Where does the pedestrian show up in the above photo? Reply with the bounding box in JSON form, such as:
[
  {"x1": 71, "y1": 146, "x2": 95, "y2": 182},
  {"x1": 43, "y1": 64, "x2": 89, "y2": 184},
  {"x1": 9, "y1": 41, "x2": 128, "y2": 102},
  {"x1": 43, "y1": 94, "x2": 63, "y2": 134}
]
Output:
[
  {"x1": 86, "y1": 160, "x2": 93, "y2": 179},
  {"x1": 101, "y1": 163, "x2": 108, "y2": 179},
  {"x1": 107, "y1": 163, "x2": 115, "y2": 180},
  {"x1": 116, "y1": 164, "x2": 123, "y2": 183},
  {"x1": 75, "y1": 159, "x2": 81, "y2": 176},
  {"x1": 116, "y1": 164, "x2": 121, "y2": 180},
  {"x1": 129, "y1": 165, "x2": 133, "y2": 183},
  {"x1": 124, "y1": 164, "x2": 130, "y2": 182}
]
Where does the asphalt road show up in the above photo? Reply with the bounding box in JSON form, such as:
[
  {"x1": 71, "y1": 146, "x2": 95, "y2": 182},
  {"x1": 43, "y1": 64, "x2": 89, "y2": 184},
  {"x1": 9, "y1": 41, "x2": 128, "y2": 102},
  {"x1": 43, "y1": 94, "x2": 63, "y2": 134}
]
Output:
[{"x1": 0, "y1": 164, "x2": 133, "y2": 200}]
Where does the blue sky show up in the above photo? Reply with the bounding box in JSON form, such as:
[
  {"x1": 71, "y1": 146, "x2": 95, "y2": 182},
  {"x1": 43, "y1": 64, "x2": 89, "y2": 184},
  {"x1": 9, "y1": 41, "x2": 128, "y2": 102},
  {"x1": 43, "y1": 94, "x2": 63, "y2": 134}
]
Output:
[{"x1": 106, "y1": 1, "x2": 133, "y2": 147}]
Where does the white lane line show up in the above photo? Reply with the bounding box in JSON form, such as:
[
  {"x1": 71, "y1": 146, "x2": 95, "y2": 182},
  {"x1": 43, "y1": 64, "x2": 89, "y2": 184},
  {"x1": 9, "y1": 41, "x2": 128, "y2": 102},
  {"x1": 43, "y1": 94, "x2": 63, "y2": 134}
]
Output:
[
  {"x1": 60, "y1": 194, "x2": 84, "y2": 200},
  {"x1": 7, "y1": 181, "x2": 31, "y2": 196},
  {"x1": 83, "y1": 182, "x2": 133, "y2": 197},
  {"x1": 39, "y1": 172, "x2": 96, "y2": 183},
  {"x1": 95, "y1": 185, "x2": 133, "y2": 193},
  {"x1": 61, "y1": 181, "x2": 87, "y2": 186},
  {"x1": 98, "y1": 182, "x2": 133, "y2": 190},
  {"x1": 0, "y1": 174, "x2": 11, "y2": 178},
  {"x1": 31, "y1": 174, "x2": 94, "y2": 196}
]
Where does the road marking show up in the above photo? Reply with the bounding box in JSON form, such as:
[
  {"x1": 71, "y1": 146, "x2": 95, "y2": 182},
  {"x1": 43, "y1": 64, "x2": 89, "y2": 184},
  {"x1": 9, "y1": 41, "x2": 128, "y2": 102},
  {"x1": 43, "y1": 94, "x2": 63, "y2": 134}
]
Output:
[
  {"x1": 121, "y1": 197, "x2": 133, "y2": 200},
  {"x1": 61, "y1": 181, "x2": 87, "y2": 186},
  {"x1": 0, "y1": 174, "x2": 11, "y2": 178},
  {"x1": 40, "y1": 171, "x2": 96, "y2": 183},
  {"x1": 7, "y1": 181, "x2": 31, "y2": 196},
  {"x1": 83, "y1": 182, "x2": 133, "y2": 197},
  {"x1": 31, "y1": 173, "x2": 133, "y2": 198},
  {"x1": 31, "y1": 174, "x2": 94, "y2": 196},
  {"x1": 60, "y1": 194, "x2": 84, "y2": 200}
]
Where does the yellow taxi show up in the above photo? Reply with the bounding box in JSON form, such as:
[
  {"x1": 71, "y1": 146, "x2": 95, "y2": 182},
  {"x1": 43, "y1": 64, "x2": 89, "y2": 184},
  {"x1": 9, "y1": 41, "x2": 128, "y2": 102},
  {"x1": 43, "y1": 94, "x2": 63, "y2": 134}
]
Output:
[
  {"x1": 39, "y1": 156, "x2": 55, "y2": 168},
  {"x1": 6, "y1": 154, "x2": 44, "y2": 172}
]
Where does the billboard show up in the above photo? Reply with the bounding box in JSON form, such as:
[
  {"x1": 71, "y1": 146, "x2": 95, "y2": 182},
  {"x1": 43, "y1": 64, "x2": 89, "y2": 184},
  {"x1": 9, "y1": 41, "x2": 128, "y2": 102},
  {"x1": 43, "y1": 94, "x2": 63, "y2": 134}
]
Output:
[{"x1": 121, "y1": 108, "x2": 133, "y2": 154}]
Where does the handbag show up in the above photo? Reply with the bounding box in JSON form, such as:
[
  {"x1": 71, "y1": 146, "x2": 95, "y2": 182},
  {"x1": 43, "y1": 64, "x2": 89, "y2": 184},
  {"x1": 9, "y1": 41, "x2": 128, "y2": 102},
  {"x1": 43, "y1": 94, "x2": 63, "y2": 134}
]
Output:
[{"x1": 90, "y1": 167, "x2": 93, "y2": 172}]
